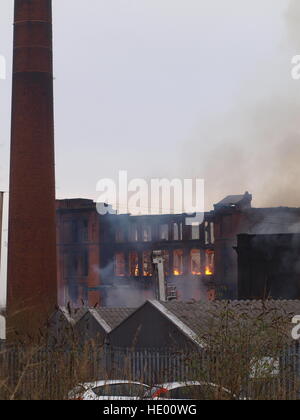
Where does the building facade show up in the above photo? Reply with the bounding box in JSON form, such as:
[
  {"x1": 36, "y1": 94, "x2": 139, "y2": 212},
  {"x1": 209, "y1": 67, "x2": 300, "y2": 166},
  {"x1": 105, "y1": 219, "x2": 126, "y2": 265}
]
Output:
[
  {"x1": 57, "y1": 193, "x2": 300, "y2": 306},
  {"x1": 56, "y1": 199, "x2": 215, "y2": 307}
]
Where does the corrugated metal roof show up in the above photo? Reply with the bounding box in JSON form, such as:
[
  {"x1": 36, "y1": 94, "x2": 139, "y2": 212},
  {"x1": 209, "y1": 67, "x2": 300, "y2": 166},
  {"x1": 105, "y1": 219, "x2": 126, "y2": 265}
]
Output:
[
  {"x1": 157, "y1": 300, "x2": 300, "y2": 344},
  {"x1": 93, "y1": 307, "x2": 136, "y2": 330}
]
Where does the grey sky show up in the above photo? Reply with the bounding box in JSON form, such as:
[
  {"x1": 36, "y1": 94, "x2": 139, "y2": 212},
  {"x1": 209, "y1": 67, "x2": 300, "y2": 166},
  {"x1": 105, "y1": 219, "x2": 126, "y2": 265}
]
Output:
[{"x1": 1, "y1": 0, "x2": 300, "y2": 304}]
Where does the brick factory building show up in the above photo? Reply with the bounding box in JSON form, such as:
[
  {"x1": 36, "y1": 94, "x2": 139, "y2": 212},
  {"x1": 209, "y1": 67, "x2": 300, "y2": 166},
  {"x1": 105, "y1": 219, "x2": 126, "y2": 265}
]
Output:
[
  {"x1": 56, "y1": 192, "x2": 300, "y2": 307},
  {"x1": 56, "y1": 198, "x2": 215, "y2": 307}
]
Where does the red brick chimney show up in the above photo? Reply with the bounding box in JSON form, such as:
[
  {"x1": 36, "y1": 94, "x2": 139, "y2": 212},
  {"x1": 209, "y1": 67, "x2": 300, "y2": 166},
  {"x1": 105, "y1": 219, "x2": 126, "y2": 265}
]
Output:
[{"x1": 7, "y1": 0, "x2": 57, "y2": 338}]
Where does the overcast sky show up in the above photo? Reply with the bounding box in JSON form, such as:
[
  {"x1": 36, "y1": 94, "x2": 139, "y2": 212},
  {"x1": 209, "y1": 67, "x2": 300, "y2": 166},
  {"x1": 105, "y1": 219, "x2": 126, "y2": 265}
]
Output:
[{"x1": 1, "y1": 0, "x2": 300, "y2": 304}]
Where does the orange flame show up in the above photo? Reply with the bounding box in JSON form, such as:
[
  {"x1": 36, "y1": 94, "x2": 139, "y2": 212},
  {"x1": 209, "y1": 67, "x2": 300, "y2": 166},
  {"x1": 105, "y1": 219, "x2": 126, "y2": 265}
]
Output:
[{"x1": 205, "y1": 266, "x2": 213, "y2": 276}]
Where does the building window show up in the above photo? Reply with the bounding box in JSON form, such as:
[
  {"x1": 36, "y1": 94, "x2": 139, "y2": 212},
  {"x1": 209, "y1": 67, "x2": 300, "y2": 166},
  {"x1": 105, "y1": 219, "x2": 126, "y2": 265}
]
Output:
[
  {"x1": 173, "y1": 249, "x2": 184, "y2": 276},
  {"x1": 173, "y1": 223, "x2": 179, "y2": 240},
  {"x1": 82, "y1": 248, "x2": 89, "y2": 277},
  {"x1": 159, "y1": 224, "x2": 169, "y2": 241},
  {"x1": 205, "y1": 222, "x2": 215, "y2": 244},
  {"x1": 205, "y1": 250, "x2": 214, "y2": 276},
  {"x1": 190, "y1": 249, "x2": 201, "y2": 275},
  {"x1": 64, "y1": 253, "x2": 79, "y2": 278},
  {"x1": 82, "y1": 220, "x2": 89, "y2": 242},
  {"x1": 142, "y1": 225, "x2": 152, "y2": 242},
  {"x1": 116, "y1": 228, "x2": 125, "y2": 243},
  {"x1": 173, "y1": 223, "x2": 183, "y2": 241},
  {"x1": 191, "y1": 225, "x2": 200, "y2": 240},
  {"x1": 115, "y1": 252, "x2": 126, "y2": 277},
  {"x1": 129, "y1": 224, "x2": 139, "y2": 242},
  {"x1": 63, "y1": 220, "x2": 79, "y2": 243},
  {"x1": 143, "y1": 251, "x2": 153, "y2": 277},
  {"x1": 210, "y1": 222, "x2": 215, "y2": 244},
  {"x1": 129, "y1": 251, "x2": 139, "y2": 277}
]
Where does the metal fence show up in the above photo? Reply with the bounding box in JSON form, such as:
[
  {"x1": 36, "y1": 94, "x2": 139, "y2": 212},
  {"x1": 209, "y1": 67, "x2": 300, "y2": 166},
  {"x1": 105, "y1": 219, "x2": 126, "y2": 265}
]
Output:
[{"x1": 1, "y1": 342, "x2": 300, "y2": 400}]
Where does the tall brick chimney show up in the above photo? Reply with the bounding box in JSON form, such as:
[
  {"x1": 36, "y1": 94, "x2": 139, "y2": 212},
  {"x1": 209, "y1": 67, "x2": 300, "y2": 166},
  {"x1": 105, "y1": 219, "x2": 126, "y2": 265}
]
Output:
[{"x1": 7, "y1": 0, "x2": 57, "y2": 338}]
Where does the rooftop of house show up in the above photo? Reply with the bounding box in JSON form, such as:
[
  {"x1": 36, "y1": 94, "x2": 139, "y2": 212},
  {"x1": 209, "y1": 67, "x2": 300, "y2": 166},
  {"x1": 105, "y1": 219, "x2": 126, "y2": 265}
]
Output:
[{"x1": 155, "y1": 299, "x2": 300, "y2": 345}]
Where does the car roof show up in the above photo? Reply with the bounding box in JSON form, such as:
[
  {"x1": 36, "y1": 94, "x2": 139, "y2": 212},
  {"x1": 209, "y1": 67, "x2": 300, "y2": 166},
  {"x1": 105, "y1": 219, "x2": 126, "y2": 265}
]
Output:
[
  {"x1": 154, "y1": 381, "x2": 231, "y2": 393},
  {"x1": 82, "y1": 380, "x2": 149, "y2": 389}
]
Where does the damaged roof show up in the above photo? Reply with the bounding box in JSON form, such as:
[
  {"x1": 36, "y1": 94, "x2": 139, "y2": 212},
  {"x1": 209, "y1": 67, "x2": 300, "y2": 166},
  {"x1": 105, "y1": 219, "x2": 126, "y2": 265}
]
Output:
[{"x1": 215, "y1": 192, "x2": 252, "y2": 207}]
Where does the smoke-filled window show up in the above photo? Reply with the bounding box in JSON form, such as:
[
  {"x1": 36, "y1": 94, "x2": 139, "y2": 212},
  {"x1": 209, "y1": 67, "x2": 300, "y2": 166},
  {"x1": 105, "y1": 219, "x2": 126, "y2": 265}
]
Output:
[
  {"x1": 143, "y1": 251, "x2": 153, "y2": 277},
  {"x1": 173, "y1": 223, "x2": 183, "y2": 241},
  {"x1": 142, "y1": 225, "x2": 152, "y2": 242},
  {"x1": 190, "y1": 249, "x2": 201, "y2": 275},
  {"x1": 159, "y1": 224, "x2": 169, "y2": 240},
  {"x1": 173, "y1": 249, "x2": 184, "y2": 276},
  {"x1": 191, "y1": 225, "x2": 200, "y2": 240},
  {"x1": 205, "y1": 221, "x2": 215, "y2": 245},
  {"x1": 129, "y1": 223, "x2": 139, "y2": 242},
  {"x1": 116, "y1": 228, "x2": 125, "y2": 243},
  {"x1": 210, "y1": 222, "x2": 215, "y2": 244},
  {"x1": 205, "y1": 250, "x2": 214, "y2": 276},
  {"x1": 115, "y1": 252, "x2": 126, "y2": 277},
  {"x1": 173, "y1": 223, "x2": 179, "y2": 240},
  {"x1": 129, "y1": 251, "x2": 139, "y2": 277}
]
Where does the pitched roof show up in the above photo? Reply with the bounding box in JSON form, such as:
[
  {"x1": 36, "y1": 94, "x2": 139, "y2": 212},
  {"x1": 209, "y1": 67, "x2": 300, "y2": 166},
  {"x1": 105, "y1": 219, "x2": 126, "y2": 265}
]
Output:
[
  {"x1": 156, "y1": 299, "x2": 300, "y2": 345},
  {"x1": 93, "y1": 307, "x2": 136, "y2": 331},
  {"x1": 49, "y1": 306, "x2": 88, "y2": 326}
]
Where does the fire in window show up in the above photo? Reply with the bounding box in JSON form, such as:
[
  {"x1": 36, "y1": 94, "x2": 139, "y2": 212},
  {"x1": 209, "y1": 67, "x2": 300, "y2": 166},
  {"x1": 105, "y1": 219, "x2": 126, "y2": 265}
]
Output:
[
  {"x1": 205, "y1": 250, "x2": 214, "y2": 276},
  {"x1": 143, "y1": 251, "x2": 153, "y2": 277},
  {"x1": 129, "y1": 251, "x2": 139, "y2": 277},
  {"x1": 115, "y1": 252, "x2": 126, "y2": 277},
  {"x1": 190, "y1": 249, "x2": 201, "y2": 275},
  {"x1": 173, "y1": 249, "x2": 184, "y2": 276}
]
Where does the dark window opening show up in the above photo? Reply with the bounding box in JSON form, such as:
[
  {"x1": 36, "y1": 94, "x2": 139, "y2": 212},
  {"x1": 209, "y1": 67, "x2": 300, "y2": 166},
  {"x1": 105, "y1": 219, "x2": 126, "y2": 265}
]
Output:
[{"x1": 115, "y1": 252, "x2": 126, "y2": 277}]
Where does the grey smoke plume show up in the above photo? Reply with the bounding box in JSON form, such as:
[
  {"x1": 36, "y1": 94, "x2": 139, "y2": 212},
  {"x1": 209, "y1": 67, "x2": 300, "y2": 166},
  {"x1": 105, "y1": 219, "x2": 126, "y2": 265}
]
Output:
[{"x1": 181, "y1": 0, "x2": 300, "y2": 211}]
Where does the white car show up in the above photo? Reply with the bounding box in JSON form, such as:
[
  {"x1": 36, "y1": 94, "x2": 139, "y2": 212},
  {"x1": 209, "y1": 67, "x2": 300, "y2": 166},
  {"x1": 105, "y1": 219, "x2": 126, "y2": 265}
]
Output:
[
  {"x1": 69, "y1": 380, "x2": 150, "y2": 400},
  {"x1": 150, "y1": 381, "x2": 237, "y2": 400}
]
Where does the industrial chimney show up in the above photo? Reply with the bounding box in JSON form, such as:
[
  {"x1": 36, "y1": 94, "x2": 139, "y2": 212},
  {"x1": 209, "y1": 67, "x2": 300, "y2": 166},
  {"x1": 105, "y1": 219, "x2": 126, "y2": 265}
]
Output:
[{"x1": 7, "y1": 0, "x2": 57, "y2": 338}]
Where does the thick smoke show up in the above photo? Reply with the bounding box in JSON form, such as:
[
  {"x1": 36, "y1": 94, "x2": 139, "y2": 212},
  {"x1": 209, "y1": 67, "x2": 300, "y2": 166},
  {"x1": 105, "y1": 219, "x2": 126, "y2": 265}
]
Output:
[{"x1": 181, "y1": 0, "x2": 300, "y2": 211}]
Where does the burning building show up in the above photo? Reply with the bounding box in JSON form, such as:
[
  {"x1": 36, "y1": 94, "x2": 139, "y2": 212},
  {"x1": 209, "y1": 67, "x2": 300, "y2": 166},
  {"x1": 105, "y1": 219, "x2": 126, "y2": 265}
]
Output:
[
  {"x1": 237, "y1": 233, "x2": 300, "y2": 300},
  {"x1": 56, "y1": 199, "x2": 216, "y2": 307},
  {"x1": 56, "y1": 192, "x2": 300, "y2": 307}
]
